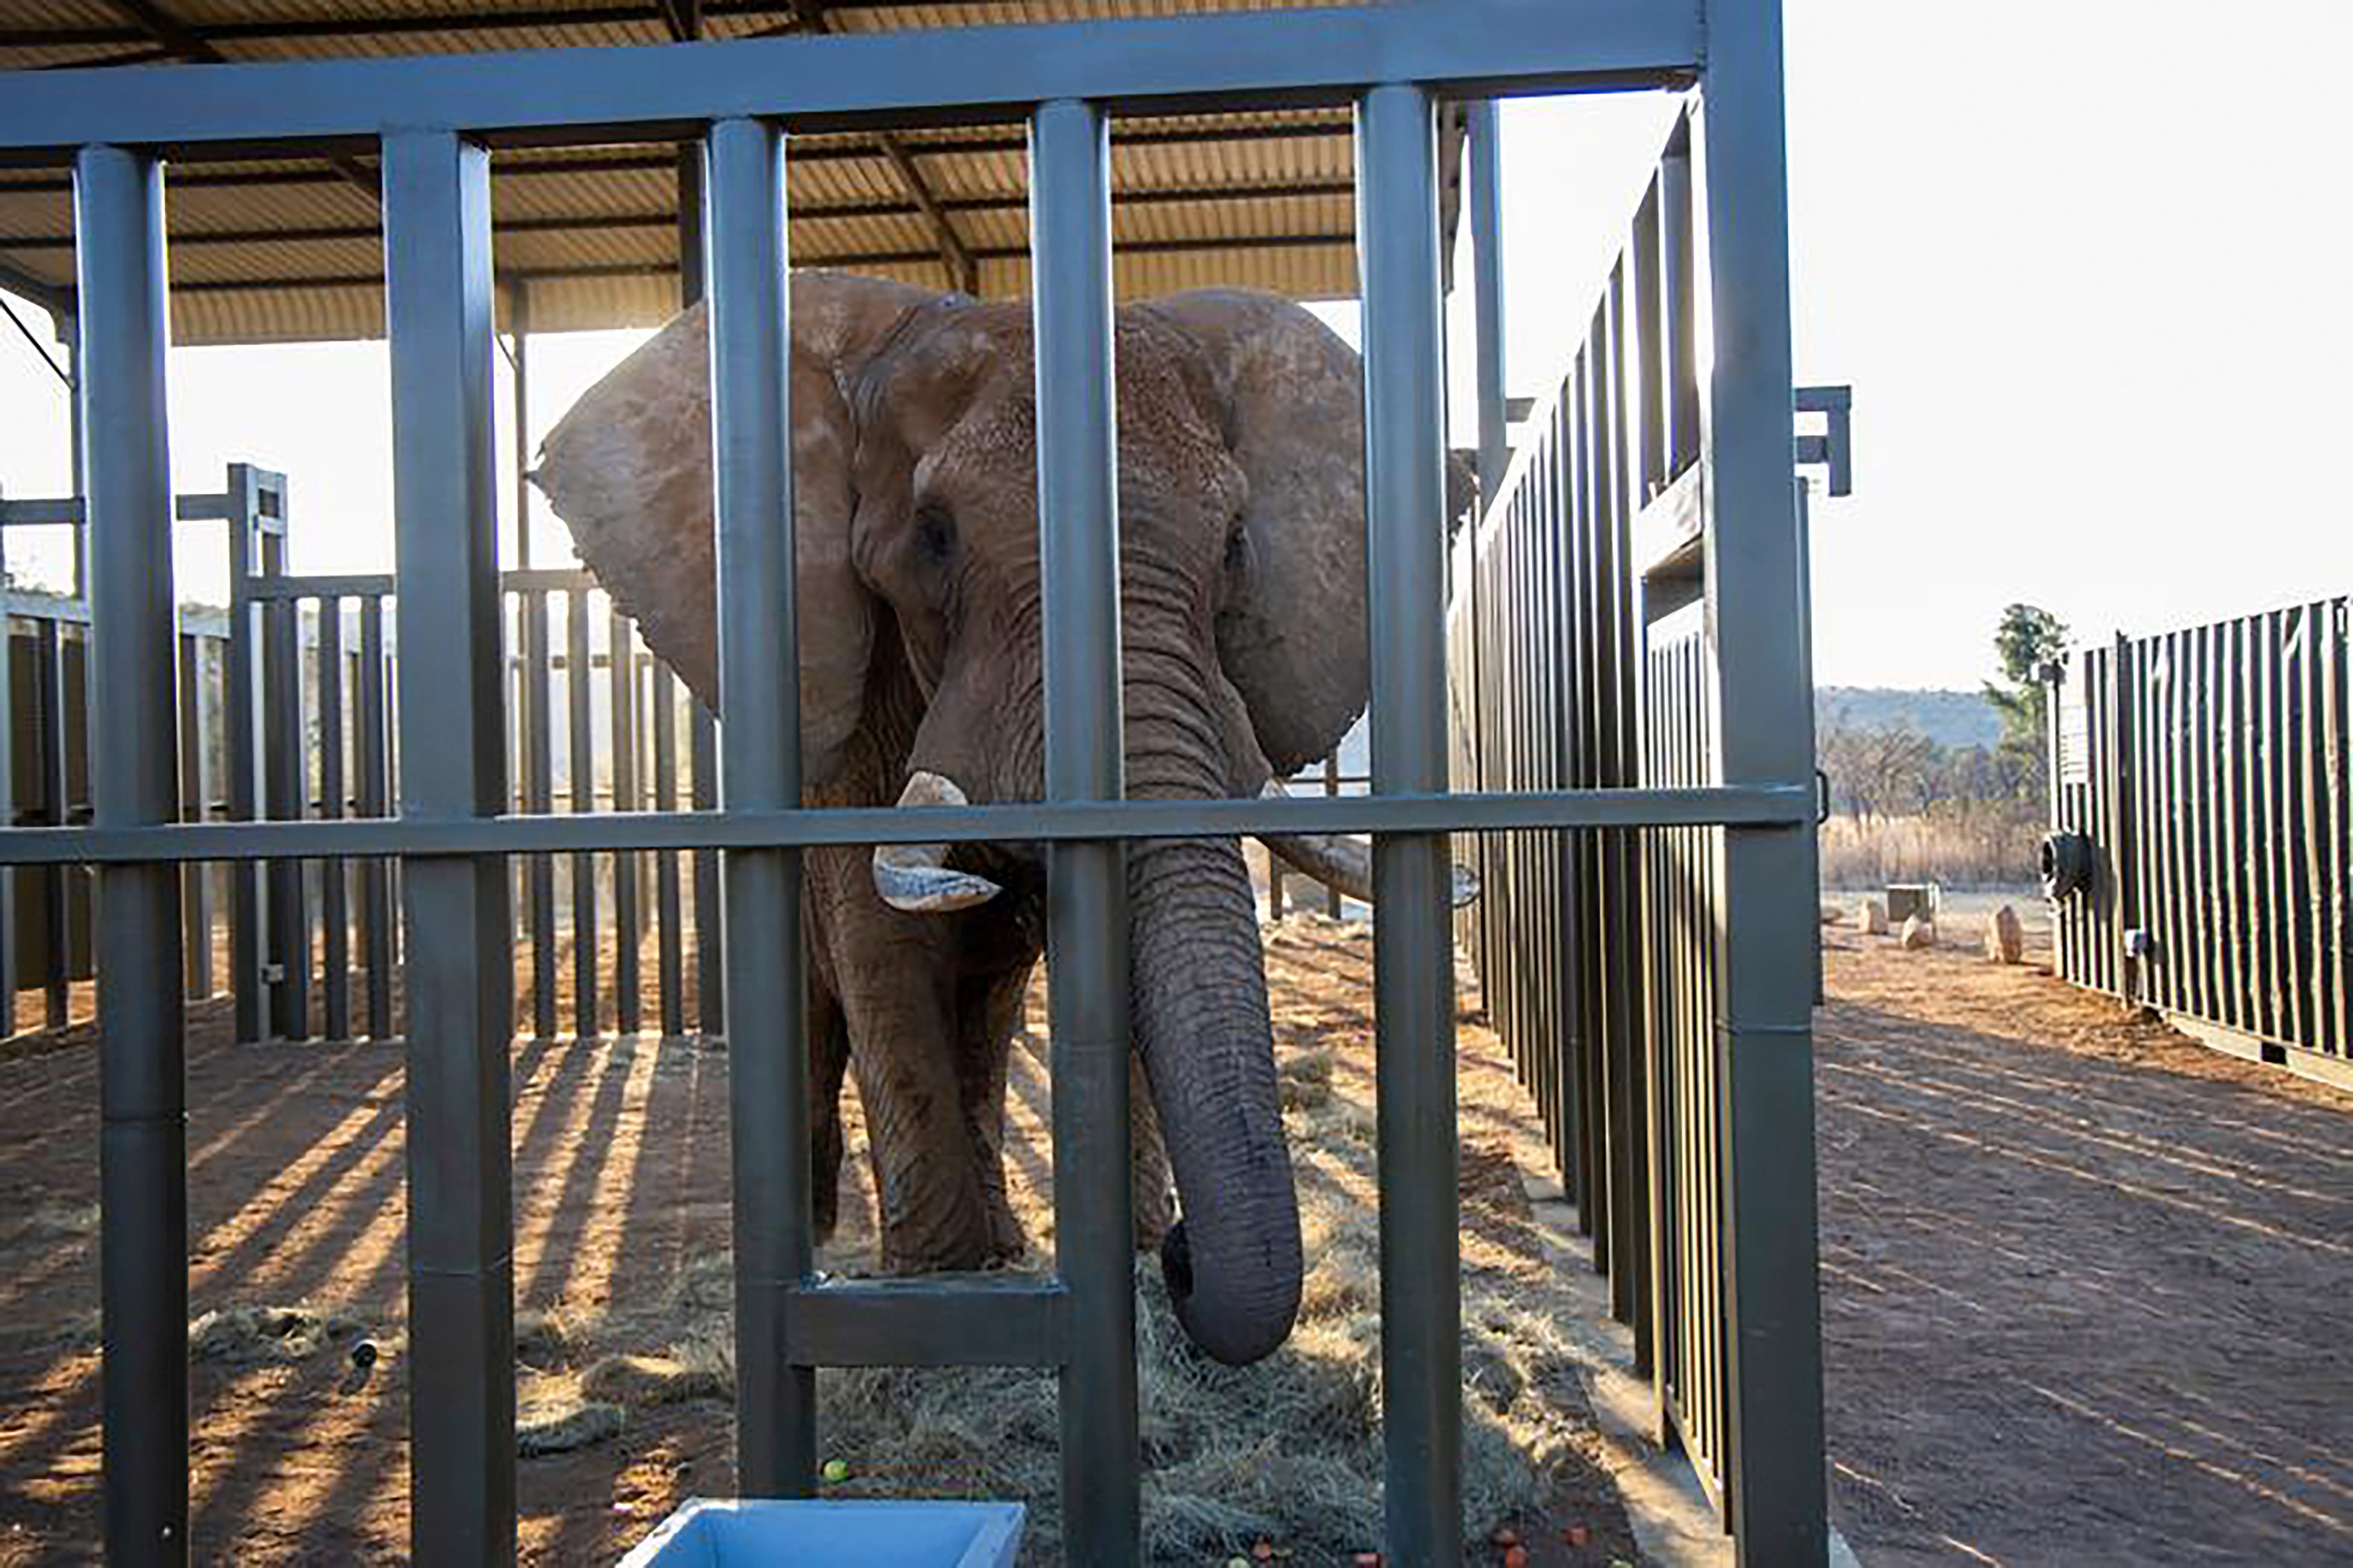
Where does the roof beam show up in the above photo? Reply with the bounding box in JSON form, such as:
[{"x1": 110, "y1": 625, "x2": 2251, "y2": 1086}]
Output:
[
  {"x1": 93, "y1": 0, "x2": 385, "y2": 209},
  {"x1": 0, "y1": 180, "x2": 1360, "y2": 253},
  {"x1": 774, "y1": 2, "x2": 978, "y2": 295},
  {"x1": 165, "y1": 231, "x2": 1356, "y2": 295}
]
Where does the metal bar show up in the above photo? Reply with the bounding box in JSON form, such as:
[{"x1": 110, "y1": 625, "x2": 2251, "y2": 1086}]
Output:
[
  {"x1": 0, "y1": 497, "x2": 87, "y2": 526},
  {"x1": 318, "y1": 598, "x2": 350, "y2": 1039},
  {"x1": 784, "y1": 1276, "x2": 1065, "y2": 1367},
  {"x1": 262, "y1": 525, "x2": 307, "y2": 1039},
  {"x1": 0, "y1": 5, "x2": 1703, "y2": 153},
  {"x1": 1324, "y1": 752, "x2": 1344, "y2": 918},
  {"x1": 41, "y1": 620, "x2": 71, "y2": 1029},
  {"x1": 653, "y1": 665, "x2": 683, "y2": 1035},
  {"x1": 692, "y1": 701, "x2": 723, "y2": 1034},
  {"x1": 0, "y1": 520, "x2": 14, "y2": 1033},
  {"x1": 706, "y1": 115, "x2": 816, "y2": 1499},
  {"x1": 357, "y1": 596, "x2": 393, "y2": 1039},
  {"x1": 1691, "y1": 0, "x2": 1827, "y2": 1551},
  {"x1": 1031, "y1": 95, "x2": 1139, "y2": 1566},
  {"x1": 567, "y1": 588, "x2": 598, "y2": 1037},
  {"x1": 610, "y1": 613, "x2": 641, "y2": 1033},
  {"x1": 235, "y1": 567, "x2": 600, "y2": 601},
  {"x1": 77, "y1": 142, "x2": 190, "y2": 1568},
  {"x1": 525, "y1": 588, "x2": 557, "y2": 1038},
  {"x1": 1357, "y1": 81, "x2": 1460, "y2": 1568},
  {"x1": 175, "y1": 631, "x2": 207, "y2": 998},
  {"x1": 1467, "y1": 99, "x2": 1507, "y2": 503},
  {"x1": 383, "y1": 126, "x2": 516, "y2": 1566},
  {"x1": 0, "y1": 784, "x2": 1815, "y2": 865}
]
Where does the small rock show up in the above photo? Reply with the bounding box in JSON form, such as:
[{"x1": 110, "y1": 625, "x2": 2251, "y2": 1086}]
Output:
[
  {"x1": 1854, "y1": 898, "x2": 1888, "y2": 936},
  {"x1": 517, "y1": 1401, "x2": 623, "y2": 1457},
  {"x1": 1899, "y1": 914, "x2": 1936, "y2": 950},
  {"x1": 1565, "y1": 1523, "x2": 1591, "y2": 1548},
  {"x1": 1983, "y1": 904, "x2": 2024, "y2": 964}
]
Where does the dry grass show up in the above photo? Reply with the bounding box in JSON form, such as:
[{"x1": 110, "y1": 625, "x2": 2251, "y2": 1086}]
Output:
[
  {"x1": 571, "y1": 917, "x2": 1607, "y2": 1564},
  {"x1": 1819, "y1": 806, "x2": 2042, "y2": 889}
]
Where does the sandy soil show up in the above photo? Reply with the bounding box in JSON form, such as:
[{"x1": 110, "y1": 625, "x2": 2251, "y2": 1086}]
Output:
[
  {"x1": 1818, "y1": 902, "x2": 2353, "y2": 1566},
  {"x1": 0, "y1": 920, "x2": 1642, "y2": 1567}
]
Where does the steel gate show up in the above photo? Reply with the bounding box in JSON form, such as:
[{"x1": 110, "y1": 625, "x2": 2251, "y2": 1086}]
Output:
[{"x1": 0, "y1": 4, "x2": 1824, "y2": 1563}]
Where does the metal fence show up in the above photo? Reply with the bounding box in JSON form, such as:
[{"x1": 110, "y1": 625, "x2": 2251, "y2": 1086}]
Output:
[
  {"x1": 0, "y1": 471, "x2": 724, "y2": 1046},
  {"x1": 2049, "y1": 597, "x2": 2350, "y2": 1084},
  {"x1": 1444, "y1": 103, "x2": 1829, "y2": 1538},
  {"x1": 0, "y1": 4, "x2": 1825, "y2": 1563}
]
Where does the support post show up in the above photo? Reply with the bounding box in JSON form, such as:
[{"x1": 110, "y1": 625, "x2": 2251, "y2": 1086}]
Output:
[
  {"x1": 77, "y1": 140, "x2": 190, "y2": 1568},
  {"x1": 383, "y1": 127, "x2": 517, "y2": 1566},
  {"x1": 1357, "y1": 82, "x2": 1461, "y2": 1567},
  {"x1": 705, "y1": 115, "x2": 816, "y2": 1496},
  {"x1": 1031, "y1": 96, "x2": 1140, "y2": 1566},
  {"x1": 1693, "y1": 0, "x2": 1828, "y2": 1555}
]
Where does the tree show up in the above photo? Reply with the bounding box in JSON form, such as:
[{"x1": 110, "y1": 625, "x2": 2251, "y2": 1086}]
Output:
[{"x1": 1982, "y1": 602, "x2": 2067, "y2": 802}]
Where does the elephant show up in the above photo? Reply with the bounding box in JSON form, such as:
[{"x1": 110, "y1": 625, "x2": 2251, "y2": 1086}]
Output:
[{"x1": 532, "y1": 270, "x2": 1419, "y2": 1366}]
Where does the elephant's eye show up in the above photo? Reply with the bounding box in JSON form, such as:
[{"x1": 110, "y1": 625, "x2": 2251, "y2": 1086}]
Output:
[
  {"x1": 1222, "y1": 517, "x2": 1250, "y2": 576},
  {"x1": 913, "y1": 504, "x2": 958, "y2": 566}
]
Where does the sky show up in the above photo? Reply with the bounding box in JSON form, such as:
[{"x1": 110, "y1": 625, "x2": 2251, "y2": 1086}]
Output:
[{"x1": 2, "y1": 0, "x2": 2349, "y2": 691}]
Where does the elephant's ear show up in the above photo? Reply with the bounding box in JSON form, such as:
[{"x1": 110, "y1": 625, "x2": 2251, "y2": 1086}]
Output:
[
  {"x1": 1138, "y1": 290, "x2": 1369, "y2": 777},
  {"x1": 531, "y1": 271, "x2": 938, "y2": 786}
]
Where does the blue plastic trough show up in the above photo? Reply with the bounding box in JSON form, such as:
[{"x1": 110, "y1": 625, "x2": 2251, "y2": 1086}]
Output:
[{"x1": 617, "y1": 1499, "x2": 1026, "y2": 1567}]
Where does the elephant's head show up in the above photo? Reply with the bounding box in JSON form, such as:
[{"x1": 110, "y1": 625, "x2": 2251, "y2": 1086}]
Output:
[{"x1": 532, "y1": 271, "x2": 1372, "y2": 1365}]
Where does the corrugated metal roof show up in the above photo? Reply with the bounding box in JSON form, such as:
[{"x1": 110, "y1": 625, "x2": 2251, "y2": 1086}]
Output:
[{"x1": 0, "y1": 0, "x2": 1452, "y2": 344}]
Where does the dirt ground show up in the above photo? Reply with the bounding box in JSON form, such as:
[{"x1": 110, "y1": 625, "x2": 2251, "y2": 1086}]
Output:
[
  {"x1": 1817, "y1": 897, "x2": 2353, "y2": 1566},
  {"x1": 0, "y1": 920, "x2": 1644, "y2": 1567}
]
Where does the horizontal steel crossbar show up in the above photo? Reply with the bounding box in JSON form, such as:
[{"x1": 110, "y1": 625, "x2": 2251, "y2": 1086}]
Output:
[
  {"x1": 0, "y1": 784, "x2": 1809, "y2": 864},
  {"x1": 0, "y1": 2, "x2": 1698, "y2": 158},
  {"x1": 784, "y1": 1276, "x2": 1066, "y2": 1368}
]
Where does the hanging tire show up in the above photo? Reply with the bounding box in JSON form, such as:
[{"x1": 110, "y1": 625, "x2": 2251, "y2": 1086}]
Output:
[{"x1": 2040, "y1": 831, "x2": 2093, "y2": 901}]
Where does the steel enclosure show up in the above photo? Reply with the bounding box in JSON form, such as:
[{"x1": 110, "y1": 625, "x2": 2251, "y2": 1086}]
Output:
[
  {"x1": 2050, "y1": 599, "x2": 2350, "y2": 1082},
  {"x1": 1, "y1": 5, "x2": 1831, "y2": 1563}
]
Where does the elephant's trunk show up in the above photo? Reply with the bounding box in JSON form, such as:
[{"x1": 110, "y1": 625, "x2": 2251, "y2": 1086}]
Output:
[{"x1": 1129, "y1": 831, "x2": 1301, "y2": 1364}]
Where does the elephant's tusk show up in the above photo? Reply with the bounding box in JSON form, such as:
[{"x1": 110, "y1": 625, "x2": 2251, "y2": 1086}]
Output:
[
  {"x1": 1255, "y1": 780, "x2": 1482, "y2": 909},
  {"x1": 873, "y1": 771, "x2": 1004, "y2": 914}
]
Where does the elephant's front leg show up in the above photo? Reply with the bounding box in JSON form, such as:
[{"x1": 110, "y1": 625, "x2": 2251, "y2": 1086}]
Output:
[
  {"x1": 956, "y1": 959, "x2": 1037, "y2": 1263},
  {"x1": 826, "y1": 899, "x2": 1003, "y2": 1273}
]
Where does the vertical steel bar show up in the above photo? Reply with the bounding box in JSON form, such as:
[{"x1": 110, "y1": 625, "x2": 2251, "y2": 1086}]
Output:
[
  {"x1": 383, "y1": 127, "x2": 516, "y2": 1566},
  {"x1": 0, "y1": 526, "x2": 13, "y2": 1033},
  {"x1": 1692, "y1": 0, "x2": 1827, "y2": 1549},
  {"x1": 1467, "y1": 99, "x2": 1507, "y2": 503},
  {"x1": 176, "y1": 631, "x2": 209, "y2": 999},
  {"x1": 1357, "y1": 82, "x2": 1460, "y2": 1567},
  {"x1": 1324, "y1": 752, "x2": 1344, "y2": 919},
  {"x1": 1031, "y1": 96, "x2": 1140, "y2": 1566},
  {"x1": 42, "y1": 620, "x2": 69, "y2": 1027},
  {"x1": 680, "y1": 118, "x2": 723, "y2": 1042},
  {"x1": 264, "y1": 532, "x2": 307, "y2": 1039},
  {"x1": 77, "y1": 142, "x2": 190, "y2": 1568},
  {"x1": 319, "y1": 597, "x2": 350, "y2": 1039},
  {"x1": 653, "y1": 666, "x2": 684, "y2": 1035},
  {"x1": 567, "y1": 589, "x2": 597, "y2": 1036},
  {"x1": 358, "y1": 597, "x2": 393, "y2": 1039},
  {"x1": 224, "y1": 479, "x2": 263, "y2": 1041},
  {"x1": 692, "y1": 703, "x2": 723, "y2": 1033},
  {"x1": 706, "y1": 115, "x2": 815, "y2": 1496},
  {"x1": 611, "y1": 613, "x2": 642, "y2": 1032},
  {"x1": 526, "y1": 588, "x2": 556, "y2": 1037}
]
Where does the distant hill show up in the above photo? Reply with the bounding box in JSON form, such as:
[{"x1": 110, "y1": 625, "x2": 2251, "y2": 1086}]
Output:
[{"x1": 1815, "y1": 686, "x2": 2003, "y2": 751}]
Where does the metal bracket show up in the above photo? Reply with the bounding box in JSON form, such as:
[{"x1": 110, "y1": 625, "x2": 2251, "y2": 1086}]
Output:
[{"x1": 1794, "y1": 383, "x2": 1852, "y2": 497}]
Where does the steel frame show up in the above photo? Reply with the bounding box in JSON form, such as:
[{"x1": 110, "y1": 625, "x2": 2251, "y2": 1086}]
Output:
[{"x1": 0, "y1": 2, "x2": 1825, "y2": 1563}]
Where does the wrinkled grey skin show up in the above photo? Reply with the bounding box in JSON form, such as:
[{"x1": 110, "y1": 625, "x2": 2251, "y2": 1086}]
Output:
[{"x1": 532, "y1": 271, "x2": 1370, "y2": 1365}]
